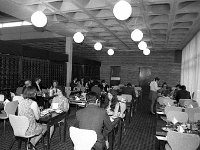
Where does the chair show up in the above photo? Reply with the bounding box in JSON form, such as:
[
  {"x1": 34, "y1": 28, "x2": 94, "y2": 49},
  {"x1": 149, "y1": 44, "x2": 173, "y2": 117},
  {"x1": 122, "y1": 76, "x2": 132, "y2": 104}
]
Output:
[
  {"x1": 12, "y1": 96, "x2": 24, "y2": 102},
  {"x1": 8, "y1": 114, "x2": 44, "y2": 150},
  {"x1": 166, "y1": 111, "x2": 188, "y2": 124},
  {"x1": 165, "y1": 130, "x2": 200, "y2": 150},
  {"x1": 0, "y1": 94, "x2": 4, "y2": 102},
  {"x1": 121, "y1": 94, "x2": 133, "y2": 123},
  {"x1": 69, "y1": 126, "x2": 97, "y2": 150},
  {"x1": 184, "y1": 100, "x2": 199, "y2": 108},
  {"x1": 121, "y1": 94, "x2": 132, "y2": 103},
  {"x1": 164, "y1": 106, "x2": 182, "y2": 115},
  {"x1": 65, "y1": 87, "x2": 71, "y2": 98},
  {"x1": 0, "y1": 101, "x2": 18, "y2": 137},
  {"x1": 163, "y1": 98, "x2": 175, "y2": 106},
  {"x1": 194, "y1": 113, "x2": 200, "y2": 122},
  {"x1": 185, "y1": 108, "x2": 200, "y2": 123}
]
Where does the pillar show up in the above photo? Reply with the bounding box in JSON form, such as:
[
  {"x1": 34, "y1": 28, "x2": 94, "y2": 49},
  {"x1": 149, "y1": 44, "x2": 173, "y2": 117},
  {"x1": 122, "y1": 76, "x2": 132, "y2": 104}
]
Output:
[{"x1": 65, "y1": 37, "x2": 73, "y2": 86}]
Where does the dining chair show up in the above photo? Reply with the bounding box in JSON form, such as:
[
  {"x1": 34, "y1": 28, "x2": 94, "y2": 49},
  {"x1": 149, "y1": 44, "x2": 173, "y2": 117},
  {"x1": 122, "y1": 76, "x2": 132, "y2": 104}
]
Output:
[
  {"x1": 194, "y1": 113, "x2": 200, "y2": 122},
  {"x1": 69, "y1": 126, "x2": 97, "y2": 150},
  {"x1": 0, "y1": 101, "x2": 18, "y2": 137},
  {"x1": 184, "y1": 100, "x2": 199, "y2": 108},
  {"x1": 165, "y1": 130, "x2": 200, "y2": 150},
  {"x1": 0, "y1": 94, "x2": 4, "y2": 102},
  {"x1": 8, "y1": 114, "x2": 44, "y2": 150},
  {"x1": 185, "y1": 108, "x2": 200, "y2": 123},
  {"x1": 166, "y1": 111, "x2": 188, "y2": 124},
  {"x1": 164, "y1": 106, "x2": 182, "y2": 115},
  {"x1": 12, "y1": 96, "x2": 24, "y2": 102}
]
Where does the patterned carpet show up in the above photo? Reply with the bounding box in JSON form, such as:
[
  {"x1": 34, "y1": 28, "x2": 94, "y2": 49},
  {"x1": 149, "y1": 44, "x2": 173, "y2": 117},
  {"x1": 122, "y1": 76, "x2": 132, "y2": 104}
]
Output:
[{"x1": 0, "y1": 94, "x2": 157, "y2": 150}]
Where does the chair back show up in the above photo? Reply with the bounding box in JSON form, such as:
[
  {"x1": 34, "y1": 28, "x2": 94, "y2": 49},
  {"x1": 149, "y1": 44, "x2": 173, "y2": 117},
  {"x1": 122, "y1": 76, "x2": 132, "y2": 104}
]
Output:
[
  {"x1": 0, "y1": 94, "x2": 4, "y2": 102},
  {"x1": 167, "y1": 130, "x2": 200, "y2": 150},
  {"x1": 179, "y1": 99, "x2": 191, "y2": 107},
  {"x1": 164, "y1": 106, "x2": 182, "y2": 115},
  {"x1": 121, "y1": 94, "x2": 132, "y2": 103},
  {"x1": 69, "y1": 126, "x2": 97, "y2": 150},
  {"x1": 4, "y1": 101, "x2": 18, "y2": 115},
  {"x1": 12, "y1": 96, "x2": 24, "y2": 102},
  {"x1": 194, "y1": 113, "x2": 200, "y2": 122},
  {"x1": 185, "y1": 108, "x2": 200, "y2": 123},
  {"x1": 184, "y1": 100, "x2": 199, "y2": 108},
  {"x1": 163, "y1": 98, "x2": 175, "y2": 106},
  {"x1": 119, "y1": 102, "x2": 126, "y2": 118},
  {"x1": 65, "y1": 87, "x2": 71, "y2": 98},
  {"x1": 9, "y1": 114, "x2": 30, "y2": 137},
  {"x1": 167, "y1": 111, "x2": 188, "y2": 123}
]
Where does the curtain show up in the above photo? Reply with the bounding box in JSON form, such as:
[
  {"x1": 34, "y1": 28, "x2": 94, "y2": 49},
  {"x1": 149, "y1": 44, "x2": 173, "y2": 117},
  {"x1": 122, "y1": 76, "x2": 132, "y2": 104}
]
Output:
[{"x1": 181, "y1": 30, "x2": 200, "y2": 105}]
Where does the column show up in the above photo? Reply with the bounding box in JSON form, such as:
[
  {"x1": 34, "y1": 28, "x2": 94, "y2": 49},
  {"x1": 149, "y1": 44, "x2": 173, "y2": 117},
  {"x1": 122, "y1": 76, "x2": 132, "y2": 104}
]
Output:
[{"x1": 65, "y1": 37, "x2": 73, "y2": 86}]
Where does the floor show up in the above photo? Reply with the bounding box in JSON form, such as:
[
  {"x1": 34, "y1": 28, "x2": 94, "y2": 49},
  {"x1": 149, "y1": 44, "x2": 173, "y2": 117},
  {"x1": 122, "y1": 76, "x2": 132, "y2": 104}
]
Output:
[{"x1": 0, "y1": 94, "x2": 157, "y2": 150}]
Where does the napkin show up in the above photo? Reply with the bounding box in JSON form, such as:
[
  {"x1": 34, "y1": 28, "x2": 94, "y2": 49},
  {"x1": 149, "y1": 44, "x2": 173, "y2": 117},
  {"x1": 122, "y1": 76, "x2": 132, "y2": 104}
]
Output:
[
  {"x1": 172, "y1": 117, "x2": 178, "y2": 125},
  {"x1": 52, "y1": 103, "x2": 58, "y2": 110},
  {"x1": 188, "y1": 104, "x2": 193, "y2": 108},
  {"x1": 3, "y1": 99, "x2": 10, "y2": 105}
]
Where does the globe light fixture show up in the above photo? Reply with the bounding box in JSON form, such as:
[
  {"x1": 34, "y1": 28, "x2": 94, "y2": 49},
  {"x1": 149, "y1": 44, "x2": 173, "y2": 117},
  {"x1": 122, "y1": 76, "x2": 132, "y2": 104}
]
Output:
[
  {"x1": 143, "y1": 48, "x2": 150, "y2": 55},
  {"x1": 94, "y1": 42, "x2": 102, "y2": 51},
  {"x1": 107, "y1": 49, "x2": 114, "y2": 56},
  {"x1": 113, "y1": 0, "x2": 132, "y2": 21},
  {"x1": 73, "y1": 32, "x2": 84, "y2": 43},
  {"x1": 31, "y1": 11, "x2": 47, "y2": 27},
  {"x1": 138, "y1": 41, "x2": 147, "y2": 50},
  {"x1": 131, "y1": 29, "x2": 143, "y2": 42}
]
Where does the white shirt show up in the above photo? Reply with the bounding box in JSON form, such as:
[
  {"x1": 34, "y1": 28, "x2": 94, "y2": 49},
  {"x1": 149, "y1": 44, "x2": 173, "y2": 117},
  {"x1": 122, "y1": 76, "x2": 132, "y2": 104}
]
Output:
[{"x1": 150, "y1": 80, "x2": 160, "y2": 92}]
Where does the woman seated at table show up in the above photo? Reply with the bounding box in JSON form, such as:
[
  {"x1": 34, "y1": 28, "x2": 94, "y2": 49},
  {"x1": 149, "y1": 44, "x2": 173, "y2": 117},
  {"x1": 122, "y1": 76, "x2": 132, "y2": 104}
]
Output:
[
  {"x1": 50, "y1": 86, "x2": 69, "y2": 137},
  {"x1": 49, "y1": 80, "x2": 59, "y2": 97},
  {"x1": 102, "y1": 89, "x2": 120, "y2": 117},
  {"x1": 18, "y1": 86, "x2": 47, "y2": 148}
]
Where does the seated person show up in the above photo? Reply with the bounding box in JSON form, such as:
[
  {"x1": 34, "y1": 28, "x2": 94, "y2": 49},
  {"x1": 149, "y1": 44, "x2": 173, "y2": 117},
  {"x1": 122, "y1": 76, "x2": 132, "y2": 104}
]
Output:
[
  {"x1": 50, "y1": 86, "x2": 69, "y2": 137},
  {"x1": 121, "y1": 83, "x2": 136, "y2": 99},
  {"x1": 91, "y1": 81, "x2": 101, "y2": 100},
  {"x1": 175, "y1": 85, "x2": 191, "y2": 103},
  {"x1": 102, "y1": 89, "x2": 120, "y2": 117},
  {"x1": 18, "y1": 86, "x2": 47, "y2": 148},
  {"x1": 49, "y1": 80, "x2": 59, "y2": 97},
  {"x1": 160, "y1": 82, "x2": 171, "y2": 97},
  {"x1": 74, "y1": 92, "x2": 113, "y2": 150},
  {"x1": 15, "y1": 80, "x2": 24, "y2": 96}
]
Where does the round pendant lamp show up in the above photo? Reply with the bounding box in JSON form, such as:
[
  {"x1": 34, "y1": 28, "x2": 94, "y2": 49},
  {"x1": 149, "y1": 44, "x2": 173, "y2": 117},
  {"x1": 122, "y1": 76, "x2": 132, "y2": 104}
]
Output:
[
  {"x1": 131, "y1": 29, "x2": 143, "y2": 42},
  {"x1": 143, "y1": 48, "x2": 150, "y2": 55},
  {"x1": 113, "y1": 0, "x2": 132, "y2": 20},
  {"x1": 107, "y1": 49, "x2": 114, "y2": 56},
  {"x1": 138, "y1": 41, "x2": 147, "y2": 50},
  {"x1": 94, "y1": 42, "x2": 102, "y2": 51},
  {"x1": 73, "y1": 32, "x2": 84, "y2": 43},
  {"x1": 31, "y1": 11, "x2": 47, "y2": 28}
]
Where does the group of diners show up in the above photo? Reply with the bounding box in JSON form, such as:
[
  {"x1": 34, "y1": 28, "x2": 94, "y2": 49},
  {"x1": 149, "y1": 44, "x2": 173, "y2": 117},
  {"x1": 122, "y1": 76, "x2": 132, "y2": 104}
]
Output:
[{"x1": 0, "y1": 78, "x2": 140, "y2": 150}]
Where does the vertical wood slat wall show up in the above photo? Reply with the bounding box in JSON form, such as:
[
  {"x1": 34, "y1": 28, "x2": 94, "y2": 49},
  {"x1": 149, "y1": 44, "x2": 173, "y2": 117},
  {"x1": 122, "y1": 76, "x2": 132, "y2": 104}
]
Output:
[{"x1": 0, "y1": 54, "x2": 66, "y2": 90}]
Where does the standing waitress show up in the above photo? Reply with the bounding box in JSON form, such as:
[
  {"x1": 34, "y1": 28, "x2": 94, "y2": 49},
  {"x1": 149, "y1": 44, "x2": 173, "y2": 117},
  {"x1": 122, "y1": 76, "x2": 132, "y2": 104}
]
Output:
[{"x1": 149, "y1": 77, "x2": 160, "y2": 114}]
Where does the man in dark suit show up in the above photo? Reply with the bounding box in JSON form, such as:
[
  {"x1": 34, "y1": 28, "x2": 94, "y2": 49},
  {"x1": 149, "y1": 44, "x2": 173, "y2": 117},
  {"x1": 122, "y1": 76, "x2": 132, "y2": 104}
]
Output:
[
  {"x1": 75, "y1": 92, "x2": 113, "y2": 150},
  {"x1": 175, "y1": 85, "x2": 191, "y2": 103}
]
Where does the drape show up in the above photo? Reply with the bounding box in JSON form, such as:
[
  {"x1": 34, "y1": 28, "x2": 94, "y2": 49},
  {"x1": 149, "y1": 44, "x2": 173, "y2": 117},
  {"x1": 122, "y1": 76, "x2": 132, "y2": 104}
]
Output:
[{"x1": 181, "y1": 30, "x2": 200, "y2": 105}]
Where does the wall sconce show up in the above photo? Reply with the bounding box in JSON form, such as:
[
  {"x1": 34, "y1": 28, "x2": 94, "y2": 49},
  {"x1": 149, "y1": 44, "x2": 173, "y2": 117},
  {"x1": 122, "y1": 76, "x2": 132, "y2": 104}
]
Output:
[
  {"x1": 113, "y1": 0, "x2": 132, "y2": 21},
  {"x1": 73, "y1": 32, "x2": 84, "y2": 43},
  {"x1": 31, "y1": 11, "x2": 47, "y2": 28}
]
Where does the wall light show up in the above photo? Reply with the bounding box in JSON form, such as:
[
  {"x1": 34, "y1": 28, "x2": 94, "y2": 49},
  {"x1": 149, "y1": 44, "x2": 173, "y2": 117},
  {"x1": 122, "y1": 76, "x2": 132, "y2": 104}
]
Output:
[
  {"x1": 31, "y1": 11, "x2": 47, "y2": 27},
  {"x1": 94, "y1": 42, "x2": 102, "y2": 51},
  {"x1": 73, "y1": 32, "x2": 84, "y2": 43},
  {"x1": 113, "y1": 0, "x2": 132, "y2": 21},
  {"x1": 131, "y1": 29, "x2": 143, "y2": 42},
  {"x1": 138, "y1": 41, "x2": 147, "y2": 50},
  {"x1": 143, "y1": 48, "x2": 150, "y2": 55},
  {"x1": 107, "y1": 49, "x2": 114, "y2": 56}
]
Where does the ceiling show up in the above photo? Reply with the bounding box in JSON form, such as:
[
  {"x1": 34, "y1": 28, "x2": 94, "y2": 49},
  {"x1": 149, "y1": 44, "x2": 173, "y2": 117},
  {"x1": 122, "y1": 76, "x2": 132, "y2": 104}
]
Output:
[{"x1": 0, "y1": 0, "x2": 200, "y2": 53}]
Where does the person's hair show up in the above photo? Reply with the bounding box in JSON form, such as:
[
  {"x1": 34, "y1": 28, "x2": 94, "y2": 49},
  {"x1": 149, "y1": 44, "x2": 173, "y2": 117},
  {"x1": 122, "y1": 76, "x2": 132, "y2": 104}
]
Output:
[
  {"x1": 127, "y1": 83, "x2": 132, "y2": 87},
  {"x1": 57, "y1": 86, "x2": 66, "y2": 96},
  {"x1": 101, "y1": 80, "x2": 106, "y2": 83},
  {"x1": 103, "y1": 89, "x2": 118, "y2": 111},
  {"x1": 176, "y1": 84, "x2": 181, "y2": 88},
  {"x1": 18, "y1": 80, "x2": 24, "y2": 87},
  {"x1": 155, "y1": 77, "x2": 160, "y2": 81},
  {"x1": 162, "y1": 82, "x2": 167, "y2": 88},
  {"x1": 181, "y1": 85, "x2": 186, "y2": 90},
  {"x1": 86, "y1": 92, "x2": 97, "y2": 103},
  {"x1": 23, "y1": 86, "x2": 37, "y2": 99},
  {"x1": 93, "y1": 80, "x2": 99, "y2": 85}
]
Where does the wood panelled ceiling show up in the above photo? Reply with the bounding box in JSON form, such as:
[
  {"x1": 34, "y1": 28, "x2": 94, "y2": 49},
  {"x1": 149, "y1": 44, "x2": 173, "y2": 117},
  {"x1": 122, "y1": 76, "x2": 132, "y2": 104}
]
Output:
[{"x1": 0, "y1": 0, "x2": 200, "y2": 53}]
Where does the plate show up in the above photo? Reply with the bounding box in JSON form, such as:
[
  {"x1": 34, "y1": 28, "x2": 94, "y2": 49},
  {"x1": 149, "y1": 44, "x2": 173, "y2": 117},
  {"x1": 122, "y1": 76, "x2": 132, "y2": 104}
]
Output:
[
  {"x1": 161, "y1": 127, "x2": 171, "y2": 132},
  {"x1": 55, "y1": 109, "x2": 63, "y2": 113},
  {"x1": 157, "y1": 111, "x2": 164, "y2": 115}
]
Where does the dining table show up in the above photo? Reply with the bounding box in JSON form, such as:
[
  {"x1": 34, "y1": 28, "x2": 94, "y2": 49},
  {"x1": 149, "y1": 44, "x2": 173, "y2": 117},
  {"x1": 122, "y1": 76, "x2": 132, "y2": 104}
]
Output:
[{"x1": 38, "y1": 110, "x2": 68, "y2": 150}]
